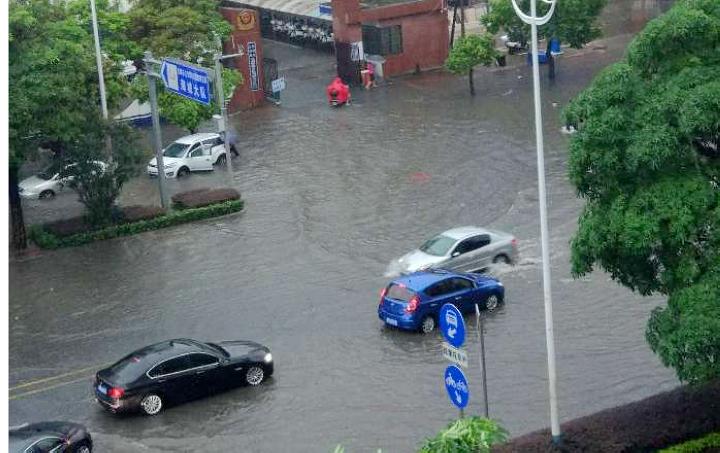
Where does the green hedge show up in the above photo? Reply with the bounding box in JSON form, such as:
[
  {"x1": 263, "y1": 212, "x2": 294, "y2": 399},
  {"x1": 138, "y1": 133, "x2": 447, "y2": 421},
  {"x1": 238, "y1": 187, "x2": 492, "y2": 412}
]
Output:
[
  {"x1": 660, "y1": 432, "x2": 720, "y2": 453},
  {"x1": 29, "y1": 199, "x2": 244, "y2": 249}
]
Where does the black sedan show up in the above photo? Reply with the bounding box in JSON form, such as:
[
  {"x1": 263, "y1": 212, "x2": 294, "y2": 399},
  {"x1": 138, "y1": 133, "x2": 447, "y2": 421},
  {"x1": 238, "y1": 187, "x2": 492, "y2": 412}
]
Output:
[
  {"x1": 10, "y1": 421, "x2": 92, "y2": 453},
  {"x1": 95, "y1": 338, "x2": 273, "y2": 415}
]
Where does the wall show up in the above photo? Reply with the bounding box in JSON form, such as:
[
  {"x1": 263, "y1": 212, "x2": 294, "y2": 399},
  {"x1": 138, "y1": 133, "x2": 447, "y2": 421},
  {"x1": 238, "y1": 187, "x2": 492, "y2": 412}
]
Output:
[
  {"x1": 220, "y1": 7, "x2": 266, "y2": 112},
  {"x1": 331, "y1": 0, "x2": 449, "y2": 78}
]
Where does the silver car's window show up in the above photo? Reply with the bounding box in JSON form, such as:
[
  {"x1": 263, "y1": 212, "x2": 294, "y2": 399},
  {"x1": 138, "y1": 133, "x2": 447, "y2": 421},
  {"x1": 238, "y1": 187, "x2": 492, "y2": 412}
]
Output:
[
  {"x1": 163, "y1": 142, "x2": 189, "y2": 158},
  {"x1": 420, "y1": 234, "x2": 456, "y2": 256},
  {"x1": 454, "y1": 235, "x2": 491, "y2": 255}
]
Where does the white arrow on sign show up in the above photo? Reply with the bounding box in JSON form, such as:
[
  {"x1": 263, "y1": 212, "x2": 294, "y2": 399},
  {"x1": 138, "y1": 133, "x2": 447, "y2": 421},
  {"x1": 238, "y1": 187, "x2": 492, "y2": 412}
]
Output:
[
  {"x1": 448, "y1": 326, "x2": 457, "y2": 338},
  {"x1": 161, "y1": 61, "x2": 179, "y2": 91},
  {"x1": 455, "y1": 390, "x2": 462, "y2": 403}
]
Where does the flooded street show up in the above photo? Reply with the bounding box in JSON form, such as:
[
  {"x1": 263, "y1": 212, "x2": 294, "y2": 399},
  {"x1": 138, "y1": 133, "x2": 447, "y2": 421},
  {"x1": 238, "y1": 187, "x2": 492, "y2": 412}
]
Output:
[{"x1": 9, "y1": 1, "x2": 678, "y2": 451}]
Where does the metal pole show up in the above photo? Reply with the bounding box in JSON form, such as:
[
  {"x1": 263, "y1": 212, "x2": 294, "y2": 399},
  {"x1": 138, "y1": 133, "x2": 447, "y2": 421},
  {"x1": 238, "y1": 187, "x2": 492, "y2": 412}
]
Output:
[
  {"x1": 145, "y1": 52, "x2": 168, "y2": 209},
  {"x1": 90, "y1": 0, "x2": 108, "y2": 120},
  {"x1": 459, "y1": 408, "x2": 464, "y2": 419},
  {"x1": 529, "y1": 0, "x2": 561, "y2": 442},
  {"x1": 215, "y1": 37, "x2": 234, "y2": 177},
  {"x1": 475, "y1": 304, "x2": 489, "y2": 418}
]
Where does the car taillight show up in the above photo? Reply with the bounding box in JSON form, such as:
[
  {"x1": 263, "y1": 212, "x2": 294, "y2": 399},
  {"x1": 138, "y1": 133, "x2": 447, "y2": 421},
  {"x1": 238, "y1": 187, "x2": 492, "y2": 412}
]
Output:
[
  {"x1": 405, "y1": 296, "x2": 420, "y2": 313},
  {"x1": 379, "y1": 287, "x2": 388, "y2": 306},
  {"x1": 108, "y1": 387, "x2": 124, "y2": 399}
]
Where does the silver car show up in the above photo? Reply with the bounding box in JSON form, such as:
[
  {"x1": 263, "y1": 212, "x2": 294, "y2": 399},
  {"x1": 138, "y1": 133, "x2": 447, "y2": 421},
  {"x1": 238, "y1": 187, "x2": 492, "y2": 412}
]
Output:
[{"x1": 390, "y1": 226, "x2": 518, "y2": 275}]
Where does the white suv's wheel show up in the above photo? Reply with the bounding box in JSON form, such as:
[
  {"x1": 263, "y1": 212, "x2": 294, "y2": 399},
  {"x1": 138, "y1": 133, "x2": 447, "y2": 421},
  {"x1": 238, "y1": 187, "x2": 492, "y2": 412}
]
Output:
[{"x1": 140, "y1": 394, "x2": 163, "y2": 416}]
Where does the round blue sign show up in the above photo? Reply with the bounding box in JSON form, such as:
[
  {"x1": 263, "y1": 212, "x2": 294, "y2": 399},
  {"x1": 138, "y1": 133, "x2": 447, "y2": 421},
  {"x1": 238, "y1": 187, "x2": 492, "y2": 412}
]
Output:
[
  {"x1": 439, "y1": 303, "x2": 465, "y2": 348},
  {"x1": 444, "y1": 364, "x2": 470, "y2": 409}
]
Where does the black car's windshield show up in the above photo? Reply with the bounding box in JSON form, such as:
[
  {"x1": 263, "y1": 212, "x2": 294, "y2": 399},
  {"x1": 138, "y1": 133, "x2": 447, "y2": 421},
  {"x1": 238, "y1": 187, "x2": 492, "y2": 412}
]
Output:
[
  {"x1": 163, "y1": 142, "x2": 189, "y2": 158},
  {"x1": 107, "y1": 353, "x2": 151, "y2": 384},
  {"x1": 420, "y1": 234, "x2": 456, "y2": 256}
]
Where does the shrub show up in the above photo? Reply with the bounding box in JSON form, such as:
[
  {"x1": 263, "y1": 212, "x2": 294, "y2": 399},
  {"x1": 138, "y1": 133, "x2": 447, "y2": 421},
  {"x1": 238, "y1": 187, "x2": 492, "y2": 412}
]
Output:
[
  {"x1": 420, "y1": 417, "x2": 508, "y2": 453},
  {"x1": 121, "y1": 205, "x2": 167, "y2": 223},
  {"x1": 660, "y1": 432, "x2": 720, "y2": 453},
  {"x1": 43, "y1": 216, "x2": 92, "y2": 238},
  {"x1": 171, "y1": 187, "x2": 240, "y2": 210},
  {"x1": 29, "y1": 199, "x2": 244, "y2": 249}
]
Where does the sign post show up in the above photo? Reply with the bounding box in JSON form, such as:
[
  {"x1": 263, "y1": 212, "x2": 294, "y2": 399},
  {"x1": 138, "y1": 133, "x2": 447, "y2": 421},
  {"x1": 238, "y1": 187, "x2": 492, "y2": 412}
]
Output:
[
  {"x1": 475, "y1": 304, "x2": 489, "y2": 418},
  {"x1": 143, "y1": 51, "x2": 168, "y2": 209},
  {"x1": 440, "y1": 303, "x2": 468, "y2": 418}
]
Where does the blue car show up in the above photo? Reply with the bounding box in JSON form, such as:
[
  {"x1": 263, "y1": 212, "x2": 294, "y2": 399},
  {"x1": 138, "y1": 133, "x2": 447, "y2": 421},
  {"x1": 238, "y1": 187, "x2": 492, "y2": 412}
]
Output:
[{"x1": 378, "y1": 269, "x2": 505, "y2": 333}]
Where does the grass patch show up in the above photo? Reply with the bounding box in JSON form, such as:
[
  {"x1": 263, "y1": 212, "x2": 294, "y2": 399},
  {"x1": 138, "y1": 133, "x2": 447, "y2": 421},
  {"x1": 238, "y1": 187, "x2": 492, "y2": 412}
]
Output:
[
  {"x1": 29, "y1": 199, "x2": 244, "y2": 249},
  {"x1": 660, "y1": 432, "x2": 720, "y2": 452}
]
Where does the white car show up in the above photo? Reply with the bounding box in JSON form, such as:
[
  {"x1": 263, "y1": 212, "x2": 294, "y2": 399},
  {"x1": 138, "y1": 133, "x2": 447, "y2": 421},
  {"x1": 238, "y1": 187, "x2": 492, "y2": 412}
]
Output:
[
  {"x1": 388, "y1": 226, "x2": 519, "y2": 275},
  {"x1": 147, "y1": 133, "x2": 227, "y2": 178},
  {"x1": 19, "y1": 161, "x2": 107, "y2": 200}
]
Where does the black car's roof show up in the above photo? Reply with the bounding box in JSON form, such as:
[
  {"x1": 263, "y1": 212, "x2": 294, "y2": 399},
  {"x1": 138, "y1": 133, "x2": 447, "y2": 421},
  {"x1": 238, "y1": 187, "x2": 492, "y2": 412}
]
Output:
[
  {"x1": 129, "y1": 338, "x2": 213, "y2": 361},
  {"x1": 9, "y1": 421, "x2": 84, "y2": 450}
]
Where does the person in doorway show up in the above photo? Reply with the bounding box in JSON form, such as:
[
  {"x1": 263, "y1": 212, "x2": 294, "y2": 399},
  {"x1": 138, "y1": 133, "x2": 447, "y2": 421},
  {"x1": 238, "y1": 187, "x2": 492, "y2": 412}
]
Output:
[{"x1": 366, "y1": 61, "x2": 377, "y2": 89}]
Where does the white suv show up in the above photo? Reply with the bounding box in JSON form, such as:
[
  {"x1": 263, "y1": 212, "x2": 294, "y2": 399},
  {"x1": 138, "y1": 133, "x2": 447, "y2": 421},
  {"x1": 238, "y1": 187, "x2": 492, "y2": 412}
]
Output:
[{"x1": 147, "y1": 133, "x2": 227, "y2": 178}]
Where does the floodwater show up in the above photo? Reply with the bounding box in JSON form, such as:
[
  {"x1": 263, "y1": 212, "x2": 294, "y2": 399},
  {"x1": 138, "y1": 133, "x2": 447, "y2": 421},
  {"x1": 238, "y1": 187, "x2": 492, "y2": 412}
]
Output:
[{"x1": 10, "y1": 1, "x2": 677, "y2": 451}]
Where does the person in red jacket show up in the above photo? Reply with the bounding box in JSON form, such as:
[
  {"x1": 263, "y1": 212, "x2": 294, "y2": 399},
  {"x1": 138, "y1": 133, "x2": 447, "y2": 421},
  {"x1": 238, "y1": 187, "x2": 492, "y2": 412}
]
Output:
[{"x1": 326, "y1": 77, "x2": 350, "y2": 106}]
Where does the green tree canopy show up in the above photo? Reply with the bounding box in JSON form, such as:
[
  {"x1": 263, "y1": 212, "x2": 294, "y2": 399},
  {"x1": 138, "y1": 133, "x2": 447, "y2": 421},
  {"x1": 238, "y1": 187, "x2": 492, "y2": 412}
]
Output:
[
  {"x1": 446, "y1": 33, "x2": 500, "y2": 95},
  {"x1": 563, "y1": 0, "x2": 720, "y2": 383},
  {"x1": 9, "y1": 0, "x2": 141, "y2": 243},
  {"x1": 127, "y1": 0, "x2": 241, "y2": 132},
  {"x1": 482, "y1": 0, "x2": 606, "y2": 78}
]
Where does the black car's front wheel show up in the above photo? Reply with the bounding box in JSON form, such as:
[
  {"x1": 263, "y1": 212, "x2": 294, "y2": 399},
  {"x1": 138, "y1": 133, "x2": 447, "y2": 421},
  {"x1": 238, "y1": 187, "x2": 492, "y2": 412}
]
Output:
[
  {"x1": 140, "y1": 393, "x2": 163, "y2": 416},
  {"x1": 245, "y1": 366, "x2": 265, "y2": 386},
  {"x1": 73, "y1": 440, "x2": 92, "y2": 453}
]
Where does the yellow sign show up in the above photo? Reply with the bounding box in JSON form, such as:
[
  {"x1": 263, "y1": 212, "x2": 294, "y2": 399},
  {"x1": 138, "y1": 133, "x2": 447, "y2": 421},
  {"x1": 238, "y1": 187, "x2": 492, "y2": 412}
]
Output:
[{"x1": 236, "y1": 10, "x2": 256, "y2": 31}]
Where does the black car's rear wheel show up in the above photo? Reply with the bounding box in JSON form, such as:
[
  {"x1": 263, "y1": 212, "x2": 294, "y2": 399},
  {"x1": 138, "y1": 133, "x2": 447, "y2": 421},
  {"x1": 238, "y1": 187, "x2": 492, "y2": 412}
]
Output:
[
  {"x1": 245, "y1": 366, "x2": 265, "y2": 386},
  {"x1": 140, "y1": 393, "x2": 163, "y2": 415}
]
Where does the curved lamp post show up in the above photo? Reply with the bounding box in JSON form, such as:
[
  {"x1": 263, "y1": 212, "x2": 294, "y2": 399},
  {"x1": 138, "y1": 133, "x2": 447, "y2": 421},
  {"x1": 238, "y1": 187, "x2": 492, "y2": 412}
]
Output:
[{"x1": 509, "y1": 0, "x2": 562, "y2": 444}]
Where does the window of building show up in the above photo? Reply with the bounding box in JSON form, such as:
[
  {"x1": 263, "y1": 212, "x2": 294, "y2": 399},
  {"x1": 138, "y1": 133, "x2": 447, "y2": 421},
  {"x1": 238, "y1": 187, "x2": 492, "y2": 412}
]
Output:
[{"x1": 362, "y1": 25, "x2": 403, "y2": 56}]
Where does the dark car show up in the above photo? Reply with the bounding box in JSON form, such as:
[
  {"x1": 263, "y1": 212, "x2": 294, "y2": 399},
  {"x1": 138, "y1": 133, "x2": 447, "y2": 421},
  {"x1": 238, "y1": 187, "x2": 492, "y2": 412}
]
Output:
[
  {"x1": 95, "y1": 338, "x2": 274, "y2": 416},
  {"x1": 378, "y1": 269, "x2": 505, "y2": 333},
  {"x1": 9, "y1": 421, "x2": 92, "y2": 453}
]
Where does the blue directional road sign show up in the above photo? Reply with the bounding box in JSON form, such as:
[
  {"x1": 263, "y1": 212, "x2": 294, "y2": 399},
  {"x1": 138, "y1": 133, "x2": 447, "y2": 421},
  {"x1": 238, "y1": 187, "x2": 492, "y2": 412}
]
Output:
[
  {"x1": 160, "y1": 59, "x2": 211, "y2": 106},
  {"x1": 439, "y1": 303, "x2": 465, "y2": 348},
  {"x1": 444, "y1": 365, "x2": 469, "y2": 409}
]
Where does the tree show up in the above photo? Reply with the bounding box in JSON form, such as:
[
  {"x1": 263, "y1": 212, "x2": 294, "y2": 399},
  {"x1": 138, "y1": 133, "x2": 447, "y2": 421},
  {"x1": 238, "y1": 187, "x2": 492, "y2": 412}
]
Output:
[
  {"x1": 445, "y1": 34, "x2": 500, "y2": 95},
  {"x1": 127, "y1": 0, "x2": 241, "y2": 133},
  {"x1": 563, "y1": 0, "x2": 720, "y2": 383},
  {"x1": 482, "y1": 0, "x2": 606, "y2": 79},
  {"x1": 9, "y1": 0, "x2": 136, "y2": 248}
]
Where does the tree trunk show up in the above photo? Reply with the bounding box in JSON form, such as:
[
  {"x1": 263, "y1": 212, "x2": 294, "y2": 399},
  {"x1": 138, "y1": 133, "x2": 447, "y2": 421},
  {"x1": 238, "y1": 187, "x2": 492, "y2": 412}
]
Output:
[
  {"x1": 460, "y1": 0, "x2": 466, "y2": 37},
  {"x1": 9, "y1": 164, "x2": 27, "y2": 250},
  {"x1": 546, "y1": 40, "x2": 556, "y2": 81},
  {"x1": 450, "y1": 4, "x2": 458, "y2": 48},
  {"x1": 469, "y1": 68, "x2": 475, "y2": 96}
]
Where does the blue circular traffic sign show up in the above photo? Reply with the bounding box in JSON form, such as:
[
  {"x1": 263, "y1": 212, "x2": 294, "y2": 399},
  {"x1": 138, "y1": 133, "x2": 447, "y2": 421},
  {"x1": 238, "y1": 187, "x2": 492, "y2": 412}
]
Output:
[
  {"x1": 444, "y1": 365, "x2": 470, "y2": 409},
  {"x1": 439, "y1": 303, "x2": 465, "y2": 348}
]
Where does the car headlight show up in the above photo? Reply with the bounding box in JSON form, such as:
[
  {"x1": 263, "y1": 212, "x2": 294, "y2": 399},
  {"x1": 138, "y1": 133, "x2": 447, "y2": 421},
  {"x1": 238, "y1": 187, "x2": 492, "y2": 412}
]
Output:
[{"x1": 264, "y1": 353, "x2": 273, "y2": 363}]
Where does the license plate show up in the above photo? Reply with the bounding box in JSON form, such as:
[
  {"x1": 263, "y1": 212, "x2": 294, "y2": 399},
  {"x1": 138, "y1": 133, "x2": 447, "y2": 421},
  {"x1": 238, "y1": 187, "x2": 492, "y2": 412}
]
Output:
[
  {"x1": 386, "y1": 317, "x2": 398, "y2": 326},
  {"x1": 97, "y1": 384, "x2": 107, "y2": 395}
]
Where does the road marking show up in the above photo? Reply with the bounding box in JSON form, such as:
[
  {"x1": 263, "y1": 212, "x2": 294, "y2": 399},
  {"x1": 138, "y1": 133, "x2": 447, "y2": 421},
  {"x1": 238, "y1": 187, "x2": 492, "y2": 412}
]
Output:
[
  {"x1": 10, "y1": 362, "x2": 112, "y2": 391},
  {"x1": 9, "y1": 375, "x2": 92, "y2": 400}
]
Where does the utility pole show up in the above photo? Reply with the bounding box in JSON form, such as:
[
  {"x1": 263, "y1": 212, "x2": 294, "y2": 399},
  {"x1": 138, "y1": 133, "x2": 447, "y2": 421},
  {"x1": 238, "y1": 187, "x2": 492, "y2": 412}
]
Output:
[
  {"x1": 214, "y1": 36, "x2": 244, "y2": 178},
  {"x1": 144, "y1": 51, "x2": 168, "y2": 209},
  {"x1": 89, "y1": 0, "x2": 113, "y2": 161},
  {"x1": 509, "y1": 0, "x2": 561, "y2": 444}
]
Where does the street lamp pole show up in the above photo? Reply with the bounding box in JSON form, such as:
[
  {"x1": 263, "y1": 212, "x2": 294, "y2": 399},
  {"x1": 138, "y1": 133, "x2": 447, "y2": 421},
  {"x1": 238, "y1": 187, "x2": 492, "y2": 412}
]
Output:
[
  {"x1": 89, "y1": 0, "x2": 108, "y2": 120},
  {"x1": 509, "y1": 0, "x2": 562, "y2": 444},
  {"x1": 214, "y1": 36, "x2": 244, "y2": 177}
]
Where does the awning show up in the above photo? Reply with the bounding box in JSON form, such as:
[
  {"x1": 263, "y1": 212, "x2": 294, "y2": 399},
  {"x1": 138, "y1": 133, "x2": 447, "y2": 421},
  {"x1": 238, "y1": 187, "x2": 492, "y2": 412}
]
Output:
[{"x1": 224, "y1": 0, "x2": 333, "y2": 20}]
